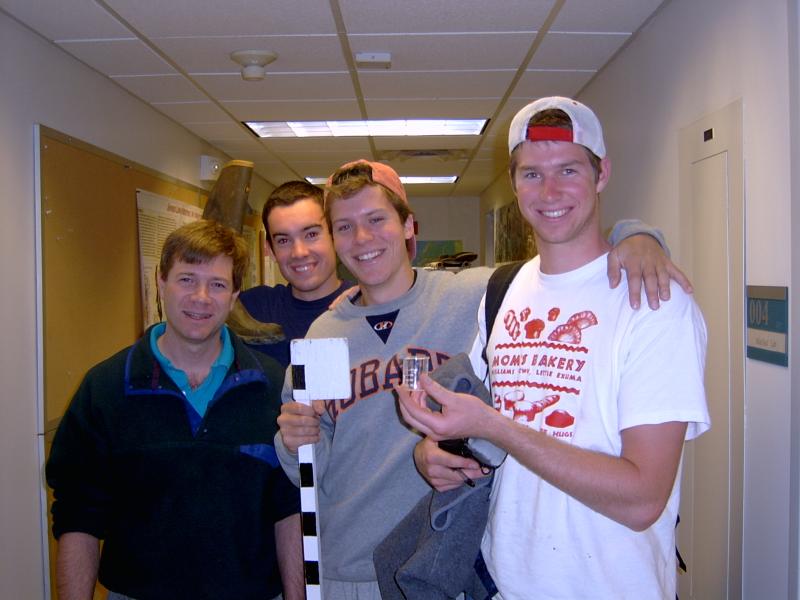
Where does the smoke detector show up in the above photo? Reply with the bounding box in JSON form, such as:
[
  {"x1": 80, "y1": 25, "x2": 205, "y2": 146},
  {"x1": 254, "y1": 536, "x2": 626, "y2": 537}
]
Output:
[{"x1": 230, "y1": 50, "x2": 278, "y2": 81}]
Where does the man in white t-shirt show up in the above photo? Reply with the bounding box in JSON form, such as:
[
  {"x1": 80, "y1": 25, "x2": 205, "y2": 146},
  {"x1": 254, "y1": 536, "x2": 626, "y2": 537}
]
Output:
[{"x1": 398, "y1": 97, "x2": 711, "y2": 599}]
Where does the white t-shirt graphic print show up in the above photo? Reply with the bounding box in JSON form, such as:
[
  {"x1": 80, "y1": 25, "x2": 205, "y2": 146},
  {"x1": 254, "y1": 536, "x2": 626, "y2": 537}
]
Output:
[
  {"x1": 476, "y1": 254, "x2": 710, "y2": 600},
  {"x1": 491, "y1": 300, "x2": 595, "y2": 443}
]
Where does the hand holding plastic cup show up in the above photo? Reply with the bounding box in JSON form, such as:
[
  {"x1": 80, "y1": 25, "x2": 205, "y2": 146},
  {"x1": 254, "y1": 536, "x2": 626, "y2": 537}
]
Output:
[{"x1": 402, "y1": 355, "x2": 430, "y2": 390}]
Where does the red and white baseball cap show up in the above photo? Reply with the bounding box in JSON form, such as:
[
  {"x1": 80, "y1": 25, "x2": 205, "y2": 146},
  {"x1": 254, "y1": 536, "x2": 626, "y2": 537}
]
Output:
[
  {"x1": 508, "y1": 96, "x2": 606, "y2": 159},
  {"x1": 325, "y1": 159, "x2": 417, "y2": 260}
]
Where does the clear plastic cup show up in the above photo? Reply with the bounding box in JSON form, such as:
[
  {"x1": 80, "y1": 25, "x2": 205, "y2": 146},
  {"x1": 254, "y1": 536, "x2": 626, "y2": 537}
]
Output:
[{"x1": 402, "y1": 356, "x2": 430, "y2": 390}]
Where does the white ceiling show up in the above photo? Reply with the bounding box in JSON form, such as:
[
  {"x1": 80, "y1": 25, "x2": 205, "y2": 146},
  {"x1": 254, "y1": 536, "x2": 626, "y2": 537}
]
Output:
[{"x1": 1, "y1": 0, "x2": 665, "y2": 196}]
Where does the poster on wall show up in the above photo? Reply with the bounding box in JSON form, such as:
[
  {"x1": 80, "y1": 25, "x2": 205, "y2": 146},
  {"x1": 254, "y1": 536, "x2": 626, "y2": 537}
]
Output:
[
  {"x1": 494, "y1": 201, "x2": 536, "y2": 264},
  {"x1": 136, "y1": 190, "x2": 203, "y2": 329}
]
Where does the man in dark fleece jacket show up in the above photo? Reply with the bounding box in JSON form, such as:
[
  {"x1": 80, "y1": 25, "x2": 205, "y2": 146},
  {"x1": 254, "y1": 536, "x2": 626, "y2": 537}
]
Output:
[{"x1": 46, "y1": 220, "x2": 303, "y2": 600}]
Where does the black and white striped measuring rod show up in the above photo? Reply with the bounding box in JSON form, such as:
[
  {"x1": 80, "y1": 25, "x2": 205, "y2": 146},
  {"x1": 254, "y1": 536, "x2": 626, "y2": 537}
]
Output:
[{"x1": 290, "y1": 337, "x2": 351, "y2": 600}]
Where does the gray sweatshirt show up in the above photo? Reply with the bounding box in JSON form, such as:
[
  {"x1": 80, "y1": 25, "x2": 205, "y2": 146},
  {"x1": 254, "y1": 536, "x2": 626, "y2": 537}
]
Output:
[{"x1": 275, "y1": 267, "x2": 492, "y2": 583}]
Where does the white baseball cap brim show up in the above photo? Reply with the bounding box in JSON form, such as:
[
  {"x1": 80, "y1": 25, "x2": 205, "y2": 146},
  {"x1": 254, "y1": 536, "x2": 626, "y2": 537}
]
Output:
[{"x1": 508, "y1": 96, "x2": 606, "y2": 158}]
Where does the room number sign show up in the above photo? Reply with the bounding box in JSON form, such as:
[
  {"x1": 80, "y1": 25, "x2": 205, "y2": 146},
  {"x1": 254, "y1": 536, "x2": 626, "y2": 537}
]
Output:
[{"x1": 746, "y1": 286, "x2": 788, "y2": 367}]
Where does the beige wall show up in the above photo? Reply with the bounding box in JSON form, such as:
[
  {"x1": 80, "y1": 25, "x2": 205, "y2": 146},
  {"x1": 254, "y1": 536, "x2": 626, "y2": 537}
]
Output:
[
  {"x1": 790, "y1": 3, "x2": 800, "y2": 597},
  {"x1": 409, "y1": 195, "x2": 481, "y2": 259}
]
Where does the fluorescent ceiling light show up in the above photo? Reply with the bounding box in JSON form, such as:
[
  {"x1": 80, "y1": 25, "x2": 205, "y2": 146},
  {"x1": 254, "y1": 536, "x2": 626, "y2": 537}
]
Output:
[
  {"x1": 306, "y1": 175, "x2": 458, "y2": 185},
  {"x1": 245, "y1": 119, "x2": 487, "y2": 138}
]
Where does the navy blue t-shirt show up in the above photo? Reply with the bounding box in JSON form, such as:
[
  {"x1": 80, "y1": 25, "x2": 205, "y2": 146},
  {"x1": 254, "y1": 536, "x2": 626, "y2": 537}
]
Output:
[{"x1": 239, "y1": 282, "x2": 352, "y2": 368}]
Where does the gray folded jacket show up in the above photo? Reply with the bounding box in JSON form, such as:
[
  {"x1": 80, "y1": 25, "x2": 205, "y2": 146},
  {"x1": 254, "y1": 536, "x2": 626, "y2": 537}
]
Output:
[{"x1": 373, "y1": 353, "x2": 501, "y2": 600}]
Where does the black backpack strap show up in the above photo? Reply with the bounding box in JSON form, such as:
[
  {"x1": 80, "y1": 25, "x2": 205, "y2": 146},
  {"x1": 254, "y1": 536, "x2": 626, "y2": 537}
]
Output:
[
  {"x1": 675, "y1": 513, "x2": 687, "y2": 573},
  {"x1": 481, "y1": 261, "x2": 525, "y2": 366}
]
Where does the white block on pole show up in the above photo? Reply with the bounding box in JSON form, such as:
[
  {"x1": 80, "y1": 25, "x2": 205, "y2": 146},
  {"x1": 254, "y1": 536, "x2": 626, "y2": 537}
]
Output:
[{"x1": 290, "y1": 337, "x2": 350, "y2": 600}]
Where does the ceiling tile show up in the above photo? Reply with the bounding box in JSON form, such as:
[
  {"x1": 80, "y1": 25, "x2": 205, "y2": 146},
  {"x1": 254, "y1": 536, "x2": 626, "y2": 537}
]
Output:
[
  {"x1": 181, "y1": 122, "x2": 255, "y2": 141},
  {"x1": 530, "y1": 32, "x2": 628, "y2": 70},
  {"x1": 248, "y1": 157, "x2": 292, "y2": 166},
  {"x1": 474, "y1": 126, "x2": 512, "y2": 164},
  {"x1": 153, "y1": 34, "x2": 347, "y2": 73},
  {"x1": 373, "y1": 136, "x2": 481, "y2": 152},
  {"x1": 452, "y1": 173, "x2": 495, "y2": 196},
  {"x1": 386, "y1": 158, "x2": 468, "y2": 177},
  {"x1": 476, "y1": 143, "x2": 500, "y2": 160},
  {"x1": 252, "y1": 162, "x2": 305, "y2": 186},
  {"x1": 286, "y1": 159, "x2": 359, "y2": 178},
  {"x1": 225, "y1": 99, "x2": 362, "y2": 121},
  {"x1": 491, "y1": 98, "x2": 551, "y2": 132},
  {"x1": 194, "y1": 72, "x2": 355, "y2": 101},
  {"x1": 57, "y1": 39, "x2": 175, "y2": 76},
  {"x1": 364, "y1": 98, "x2": 500, "y2": 119},
  {"x1": 408, "y1": 182, "x2": 465, "y2": 197},
  {"x1": 340, "y1": 0, "x2": 554, "y2": 34},
  {"x1": 360, "y1": 70, "x2": 516, "y2": 99},
  {"x1": 511, "y1": 70, "x2": 597, "y2": 102},
  {"x1": 348, "y1": 32, "x2": 533, "y2": 70},
  {"x1": 0, "y1": 0, "x2": 130, "y2": 39},
  {"x1": 552, "y1": 0, "x2": 664, "y2": 32},
  {"x1": 260, "y1": 137, "x2": 371, "y2": 154},
  {"x1": 376, "y1": 150, "x2": 469, "y2": 165},
  {"x1": 2, "y1": 0, "x2": 665, "y2": 198},
  {"x1": 111, "y1": 74, "x2": 207, "y2": 102},
  {"x1": 151, "y1": 101, "x2": 231, "y2": 123},
  {"x1": 476, "y1": 138, "x2": 511, "y2": 167},
  {"x1": 106, "y1": 0, "x2": 337, "y2": 36},
  {"x1": 209, "y1": 139, "x2": 271, "y2": 156},
  {"x1": 464, "y1": 158, "x2": 501, "y2": 177}
]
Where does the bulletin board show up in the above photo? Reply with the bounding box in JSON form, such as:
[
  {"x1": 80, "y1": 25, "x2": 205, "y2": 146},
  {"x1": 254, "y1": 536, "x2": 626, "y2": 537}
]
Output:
[{"x1": 39, "y1": 127, "x2": 207, "y2": 430}]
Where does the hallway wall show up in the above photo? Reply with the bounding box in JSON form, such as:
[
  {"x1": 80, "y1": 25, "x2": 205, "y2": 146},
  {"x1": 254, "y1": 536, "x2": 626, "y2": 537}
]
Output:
[{"x1": 410, "y1": 195, "x2": 481, "y2": 259}]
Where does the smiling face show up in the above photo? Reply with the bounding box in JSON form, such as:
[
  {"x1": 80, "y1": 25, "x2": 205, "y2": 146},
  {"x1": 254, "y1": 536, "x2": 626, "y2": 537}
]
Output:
[
  {"x1": 266, "y1": 198, "x2": 340, "y2": 301},
  {"x1": 512, "y1": 140, "x2": 611, "y2": 273},
  {"x1": 158, "y1": 255, "x2": 239, "y2": 349},
  {"x1": 329, "y1": 184, "x2": 415, "y2": 305}
]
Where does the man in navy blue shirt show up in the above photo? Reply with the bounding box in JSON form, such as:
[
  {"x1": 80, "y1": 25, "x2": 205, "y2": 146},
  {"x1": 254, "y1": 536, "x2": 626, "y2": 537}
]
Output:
[{"x1": 240, "y1": 181, "x2": 351, "y2": 367}]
